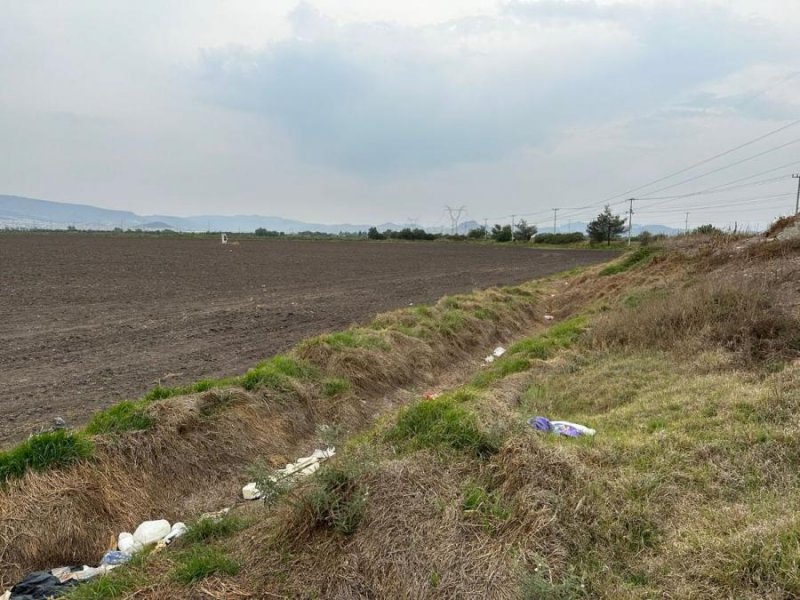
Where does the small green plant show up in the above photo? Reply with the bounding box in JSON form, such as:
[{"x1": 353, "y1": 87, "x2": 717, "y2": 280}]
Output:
[
  {"x1": 0, "y1": 430, "x2": 93, "y2": 483},
  {"x1": 385, "y1": 396, "x2": 499, "y2": 458},
  {"x1": 322, "y1": 378, "x2": 350, "y2": 397},
  {"x1": 462, "y1": 483, "x2": 510, "y2": 527},
  {"x1": 172, "y1": 546, "x2": 240, "y2": 584},
  {"x1": 247, "y1": 460, "x2": 291, "y2": 506},
  {"x1": 183, "y1": 513, "x2": 248, "y2": 543},
  {"x1": 84, "y1": 401, "x2": 153, "y2": 435},
  {"x1": 521, "y1": 569, "x2": 587, "y2": 599},
  {"x1": 303, "y1": 462, "x2": 368, "y2": 534}
]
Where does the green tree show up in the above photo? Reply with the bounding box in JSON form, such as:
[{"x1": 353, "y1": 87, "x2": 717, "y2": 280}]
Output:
[
  {"x1": 467, "y1": 226, "x2": 487, "y2": 239},
  {"x1": 491, "y1": 224, "x2": 513, "y2": 242},
  {"x1": 587, "y1": 205, "x2": 627, "y2": 245},
  {"x1": 514, "y1": 219, "x2": 537, "y2": 242},
  {"x1": 367, "y1": 227, "x2": 385, "y2": 240}
]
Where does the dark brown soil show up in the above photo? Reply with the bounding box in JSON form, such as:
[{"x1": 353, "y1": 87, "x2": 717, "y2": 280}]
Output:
[{"x1": 0, "y1": 234, "x2": 617, "y2": 446}]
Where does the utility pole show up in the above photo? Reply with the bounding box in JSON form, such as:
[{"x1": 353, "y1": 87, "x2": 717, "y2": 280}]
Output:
[
  {"x1": 793, "y1": 174, "x2": 800, "y2": 215},
  {"x1": 483, "y1": 218, "x2": 488, "y2": 239},
  {"x1": 511, "y1": 214, "x2": 516, "y2": 241},
  {"x1": 445, "y1": 205, "x2": 466, "y2": 235},
  {"x1": 552, "y1": 208, "x2": 559, "y2": 234},
  {"x1": 685, "y1": 212, "x2": 689, "y2": 235},
  {"x1": 627, "y1": 198, "x2": 635, "y2": 246}
]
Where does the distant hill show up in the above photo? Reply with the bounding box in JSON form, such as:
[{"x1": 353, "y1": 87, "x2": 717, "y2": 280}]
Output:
[{"x1": 0, "y1": 195, "x2": 683, "y2": 236}]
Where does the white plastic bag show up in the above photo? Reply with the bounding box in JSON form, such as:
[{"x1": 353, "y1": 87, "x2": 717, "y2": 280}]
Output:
[
  {"x1": 117, "y1": 532, "x2": 142, "y2": 554},
  {"x1": 132, "y1": 519, "x2": 171, "y2": 546}
]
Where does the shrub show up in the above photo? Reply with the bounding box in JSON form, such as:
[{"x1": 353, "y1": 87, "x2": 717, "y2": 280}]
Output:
[
  {"x1": 84, "y1": 401, "x2": 154, "y2": 435},
  {"x1": 301, "y1": 463, "x2": 368, "y2": 534},
  {"x1": 534, "y1": 232, "x2": 585, "y2": 244},
  {"x1": 0, "y1": 430, "x2": 93, "y2": 483},
  {"x1": 385, "y1": 397, "x2": 499, "y2": 458},
  {"x1": 172, "y1": 546, "x2": 240, "y2": 584}
]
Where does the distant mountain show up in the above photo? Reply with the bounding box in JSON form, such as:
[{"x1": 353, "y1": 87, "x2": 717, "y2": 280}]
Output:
[
  {"x1": 0, "y1": 195, "x2": 373, "y2": 234},
  {"x1": 0, "y1": 195, "x2": 684, "y2": 236}
]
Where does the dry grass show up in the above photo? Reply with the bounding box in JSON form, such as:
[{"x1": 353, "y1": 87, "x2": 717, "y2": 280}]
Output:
[{"x1": 0, "y1": 282, "x2": 544, "y2": 585}]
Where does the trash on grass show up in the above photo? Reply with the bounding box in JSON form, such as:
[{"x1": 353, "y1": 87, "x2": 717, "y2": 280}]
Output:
[
  {"x1": 242, "y1": 447, "x2": 336, "y2": 500},
  {"x1": 100, "y1": 551, "x2": 130, "y2": 566},
  {"x1": 132, "y1": 519, "x2": 171, "y2": 546},
  {"x1": 544, "y1": 314, "x2": 555, "y2": 321},
  {"x1": 484, "y1": 346, "x2": 506, "y2": 364},
  {"x1": 528, "y1": 416, "x2": 596, "y2": 437}
]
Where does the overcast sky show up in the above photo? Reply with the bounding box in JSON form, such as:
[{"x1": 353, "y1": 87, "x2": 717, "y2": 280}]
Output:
[{"x1": 2, "y1": 0, "x2": 799, "y2": 230}]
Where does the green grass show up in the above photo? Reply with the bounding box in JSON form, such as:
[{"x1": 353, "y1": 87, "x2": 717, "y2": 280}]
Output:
[
  {"x1": 84, "y1": 400, "x2": 154, "y2": 435},
  {"x1": 385, "y1": 396, "x2": 499, "y2": 458},
  {"x1": 600, "y1": 246, "x2": 658, "y2": 276},
  {"x1": 322, "y1": 377, "x2": 350, "y2": 397},
  {"x1": 61, "y1": 567, "x2": 145, "y2": 599},
  {"x1": 172, "y1": 546, "x2": 240, "y2": 584},
  {"x1": 183, "y1": 513, "x2": 249, "y2": 544},
  {"x1": 462, "y1": 482, "x2": 510, "y2": 527},
  {"x1": 472, "y1": 317, "x2": 586, "y2": 388},
  {"x1": 316, "y1": 330, "x2": 390, "y2": 351},
  {"x1": 303, "y1": 462, "x2": 368, "y2": 535},
  {"x1": 0, "y1": 430, "x2": 93, "y2": 483},
  {"x1": 241, "y1": 355, "x2": 319, "y2": 391}
]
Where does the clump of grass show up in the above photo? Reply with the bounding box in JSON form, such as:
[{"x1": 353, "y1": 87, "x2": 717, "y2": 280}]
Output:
[
  {"x1": 385, "y1": 396, "x2": 499, "y2": 458},
  {"x1": 172, "y1": 546, "x2": 240, "y2": 584},
  {"x1": 183, "y1": 512, "x2": 248, "y2": 544},
  {"x1": 317, "y1": 330, "x2": 390, "y2": 351},
  {"x1": 600, "y1": 246, "x2": 658, "y2": 276},
  {"x1": 299, "y1": 462, "x2": 368, "y2": 535},
  {"x1": 241, "y1": 355, "x2": 318, "y2": 391},
  {"x1": 462, "y1": 482, "x2": 510, "y2": 527},
  {"x1": 0, "y1": 430, "x2": 93, "y2": 483},
  {"x1": 521, "y1": 569, "x2": 587, "y2": 599},
  {"x1": 472, "y1": 317, "x2": 586, "y2": 388},
  {"x1": 84, "y1": 400, "x2": 154, "y2": 435},
  {"x1": 322, "y1": 377, "x2": 350, "y2": 397}
]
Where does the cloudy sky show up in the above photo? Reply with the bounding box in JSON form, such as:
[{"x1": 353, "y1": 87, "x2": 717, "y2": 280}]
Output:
[{"x1": 2, "y1": 0, "x2": 800, "y2": 230}]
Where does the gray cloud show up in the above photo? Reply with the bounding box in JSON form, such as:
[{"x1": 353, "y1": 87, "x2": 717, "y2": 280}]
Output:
[{"x1": 196, "y1": 1, "x2": 786, "y2": 176}]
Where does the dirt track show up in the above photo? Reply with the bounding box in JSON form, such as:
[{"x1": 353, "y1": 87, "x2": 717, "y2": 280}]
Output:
[{"x1": 0, "y1": 235, "x2": 617, "y2": 445}]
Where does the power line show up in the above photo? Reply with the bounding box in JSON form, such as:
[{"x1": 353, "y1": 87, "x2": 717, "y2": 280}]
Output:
[{"x1": 596, "y1": 118, "x2": 800, "y2": 203}]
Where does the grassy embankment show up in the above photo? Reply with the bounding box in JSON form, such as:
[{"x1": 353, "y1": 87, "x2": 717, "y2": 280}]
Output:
[{"x1": 6, "y1": 233, "x2": 800, "y2": 598}]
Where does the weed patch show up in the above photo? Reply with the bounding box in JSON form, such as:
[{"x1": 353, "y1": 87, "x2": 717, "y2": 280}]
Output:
[
  {"x1": 385, "y1": 396, "x2": 499, "y2": 458},
  {"x1": 298, "y1": 462, "x2": 368, "y2": 535},
  {"x1": 172, "y1": 546, "x2": 240, "y2": 584},
  {"x1": 61, "y1": 567, "x2": 145, "y2": 600},
  {"x1": 322, "y1": 377, "x2": 350, "y2": 397}
]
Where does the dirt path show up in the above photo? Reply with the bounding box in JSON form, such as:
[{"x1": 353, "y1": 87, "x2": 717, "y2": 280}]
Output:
[{"x1": 0, "y1": 234, "x2": 617, "y2": 445}]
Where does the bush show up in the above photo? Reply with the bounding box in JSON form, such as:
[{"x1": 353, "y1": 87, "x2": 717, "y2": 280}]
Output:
[
  {"x1": 0, "y1": 430, "x2": 93, "y2": 483},
  {"x1": 693, "y1": 224, "x2": 723, "y2": 235},
  {"x1": 534, "y1": 232, "x2": 585, "y2": 244},
  {"x1": 301, "y1": 462, "x2": 368, "y2": 534},
  {"x1": 492, "y1": 224, "x2": 513, "y2": 243}
]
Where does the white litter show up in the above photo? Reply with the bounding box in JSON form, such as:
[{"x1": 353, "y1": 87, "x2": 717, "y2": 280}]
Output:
[
  {"x1": 544, "y1": 315, "x2": 555, "y2": 321},
  {"x1": 242, "y1": 447, "x2": 336, "y2": 500},
  {"x1": 117, "y1": 532, "x2": 141, "y2": 555},
  {"x1": 484, "y1": 346, "x2": 506, "y2": 364},
  {"x1": 163, "y1": 522, "x2": 187, "y2": 545},
  {"x1": 132, "y1": 519, "x2": 171, "y2": 546}
]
